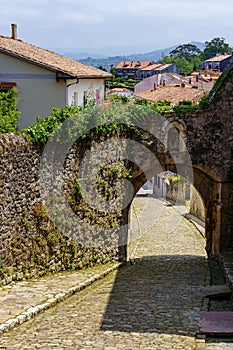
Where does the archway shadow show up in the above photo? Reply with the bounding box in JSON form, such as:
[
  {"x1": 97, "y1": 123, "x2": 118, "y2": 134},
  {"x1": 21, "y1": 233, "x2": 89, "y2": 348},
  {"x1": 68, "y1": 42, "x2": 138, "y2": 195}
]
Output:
[{"x1": 101, "y1": 254, "x2": 208, "y2": 337}]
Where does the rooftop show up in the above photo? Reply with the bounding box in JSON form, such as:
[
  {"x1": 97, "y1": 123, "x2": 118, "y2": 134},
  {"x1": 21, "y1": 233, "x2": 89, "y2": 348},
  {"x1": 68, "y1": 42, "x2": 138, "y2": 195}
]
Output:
[
  {"x1": 115, "y1": 61, "x2": 151, "y2": 69},
  {"x1": 140, "y1": 63, "x2": 164, "y2": 71},
  {"x1": 0, "y1": 82, "x2": 17, "y2": 89},
  {"x1": 204, "y1": 53, "x2": 232, "y2": 63},
  {"x1": 135, "y1": 85, "x2": 206, "y2": 105},
  {"x1": 0, "y1": 25, "x2": 112, "y2": 79},
  {"x1": 153, "y1": 63, "x2": 173, "y2": 71}
]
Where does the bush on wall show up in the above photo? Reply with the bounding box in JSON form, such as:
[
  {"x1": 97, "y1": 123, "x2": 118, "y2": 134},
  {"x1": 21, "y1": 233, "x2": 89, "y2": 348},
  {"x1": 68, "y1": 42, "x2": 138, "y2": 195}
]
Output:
[{"x1": 0, "y1": 87, "x2": 21, "y2": 133}]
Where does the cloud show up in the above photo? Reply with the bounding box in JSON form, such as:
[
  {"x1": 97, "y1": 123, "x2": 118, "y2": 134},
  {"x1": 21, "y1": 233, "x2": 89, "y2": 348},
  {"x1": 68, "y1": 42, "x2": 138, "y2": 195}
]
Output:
[{"x1": 0, "y1": 0, "x2": 233, "y2": 54}]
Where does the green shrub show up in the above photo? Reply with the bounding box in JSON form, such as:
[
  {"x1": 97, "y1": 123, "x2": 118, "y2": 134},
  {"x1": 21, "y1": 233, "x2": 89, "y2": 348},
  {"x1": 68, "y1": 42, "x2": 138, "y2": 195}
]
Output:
[
  {"x1": 0, "y1": 87, "x2": 20, "y2": 133},
  {"x1": 22, "y1": 105, "x2": 82, "y2": 143},
  {"x1": 198, "y1": 93, "x2": 211, "y2": 109},
  {"x1": 134, "y1": 97, "x2": 150, "y2": 106},
  {"x1": 152, "y1": 99, "x2": 173, "y2": 113},
  {"x1": 110, "y1": 95, "x2": 130, "y2": 103},
  {"x1": 22, "y1": 102, "x2": 157, "y2": 144},
  {"x1": 173, "y1": 100, "x2": 196, "y2": 113}
]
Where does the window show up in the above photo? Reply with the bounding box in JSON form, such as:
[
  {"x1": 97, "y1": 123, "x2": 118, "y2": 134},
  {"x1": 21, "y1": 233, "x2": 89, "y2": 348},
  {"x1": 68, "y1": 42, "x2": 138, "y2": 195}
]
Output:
[
  {"x1": 83, "y1": 91, "x2": 88, "y2": 107},
  {"x1": 73, "y1": 92, "x2": 78, "y2": 106}
]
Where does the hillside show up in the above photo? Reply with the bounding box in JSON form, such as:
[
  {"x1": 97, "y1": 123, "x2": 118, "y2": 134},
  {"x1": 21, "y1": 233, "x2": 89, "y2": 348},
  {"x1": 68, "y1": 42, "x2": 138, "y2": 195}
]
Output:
[{"x1": 71, "y1": 41, "x2": 205, "y2": 71}]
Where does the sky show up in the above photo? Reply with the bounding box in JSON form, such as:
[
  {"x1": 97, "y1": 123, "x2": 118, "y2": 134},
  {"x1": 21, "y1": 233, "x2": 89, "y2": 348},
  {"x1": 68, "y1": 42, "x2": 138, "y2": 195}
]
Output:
[{"x1": 1, "y1": 0, "x2": 233, "y2": 56}]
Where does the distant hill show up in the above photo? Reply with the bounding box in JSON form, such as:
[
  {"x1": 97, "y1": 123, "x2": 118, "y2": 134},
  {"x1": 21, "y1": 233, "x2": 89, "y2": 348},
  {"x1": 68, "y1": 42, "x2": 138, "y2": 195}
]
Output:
[
  {"x1": 72, "y1": 41, "x2": 205, "y2": 71},
  {"x1": 64, "y1": 52, "x2": 108, "y2": 60}
]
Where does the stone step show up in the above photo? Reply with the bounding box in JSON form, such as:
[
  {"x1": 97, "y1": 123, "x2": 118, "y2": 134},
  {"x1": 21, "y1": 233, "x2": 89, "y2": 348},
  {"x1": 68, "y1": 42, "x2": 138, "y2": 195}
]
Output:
[
  {"x1": 203, "y1": 284, "x2": 232, "y2": 299},
  {"x1": 200, "y1": 311, "x2": 233, "y2": 336}
]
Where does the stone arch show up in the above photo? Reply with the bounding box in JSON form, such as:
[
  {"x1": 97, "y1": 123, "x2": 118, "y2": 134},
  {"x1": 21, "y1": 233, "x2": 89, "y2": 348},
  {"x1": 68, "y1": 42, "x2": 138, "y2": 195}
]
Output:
[
  {"x1": 127, "y1": 162, "x2": 222, "y2": 259},
  {"x1": 192, "y1": 166, "x2": 223, "y2": 256}
]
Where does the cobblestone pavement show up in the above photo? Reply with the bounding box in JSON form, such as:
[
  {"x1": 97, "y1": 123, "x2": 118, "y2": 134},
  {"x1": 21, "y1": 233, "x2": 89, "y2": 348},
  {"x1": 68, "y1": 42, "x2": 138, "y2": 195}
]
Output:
[
  {"x1": 0, "y1": 196, "x2": 231, "y2": 349},
  {"x1": 0, "y1": 263, "x2": 120, "y2": 327}
]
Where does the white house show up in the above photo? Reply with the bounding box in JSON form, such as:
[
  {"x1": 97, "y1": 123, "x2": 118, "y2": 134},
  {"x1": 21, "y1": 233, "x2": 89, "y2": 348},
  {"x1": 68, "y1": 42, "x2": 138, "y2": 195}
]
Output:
[
  {"x1": 202, "y1": 53, "x2": 232, "y2": 72},
  {"x1": 106, "y1": 87, "x2": 132, "y2": 98},
  {"x1": 0, "y1": 24, "x2": 112, "y2": 129}
]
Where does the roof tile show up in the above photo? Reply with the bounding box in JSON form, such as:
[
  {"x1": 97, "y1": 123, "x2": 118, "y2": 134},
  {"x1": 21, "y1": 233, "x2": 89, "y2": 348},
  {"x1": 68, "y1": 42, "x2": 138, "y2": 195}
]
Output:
[
  {"x1": 0, "y1": 35, "x2": 112, "y2": 79},
  {"x1": 135, "y1": 86, "x2": 206, "y2": 105},
  {"x1": 204, "y1": 54, "x2": 232, "y2": 63},
  {"x1": 115, "y1": 61, "x2": 151, "y2": 69},
  {"x1": 0, "y1": 82, "x2": 17, "y2": 89}
]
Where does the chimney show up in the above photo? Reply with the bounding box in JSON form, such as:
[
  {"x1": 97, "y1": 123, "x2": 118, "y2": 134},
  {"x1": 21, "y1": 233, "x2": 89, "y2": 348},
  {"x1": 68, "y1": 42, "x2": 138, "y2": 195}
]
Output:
[{"x1": 11, "y1": 23, "x2": 17, "y2": 39}]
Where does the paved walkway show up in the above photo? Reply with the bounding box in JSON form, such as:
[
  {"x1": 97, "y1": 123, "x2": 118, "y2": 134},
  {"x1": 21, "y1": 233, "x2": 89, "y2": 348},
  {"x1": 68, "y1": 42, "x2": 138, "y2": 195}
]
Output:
[{"x1": 0, "y1": 196, "x2": 231, "y2": 349}]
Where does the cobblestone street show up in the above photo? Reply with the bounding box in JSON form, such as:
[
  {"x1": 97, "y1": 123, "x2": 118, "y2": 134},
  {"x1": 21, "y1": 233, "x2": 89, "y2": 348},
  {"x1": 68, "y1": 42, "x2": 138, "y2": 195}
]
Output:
[{"x1": 0, "y1": 196, "x2": 230, "y2": 349}]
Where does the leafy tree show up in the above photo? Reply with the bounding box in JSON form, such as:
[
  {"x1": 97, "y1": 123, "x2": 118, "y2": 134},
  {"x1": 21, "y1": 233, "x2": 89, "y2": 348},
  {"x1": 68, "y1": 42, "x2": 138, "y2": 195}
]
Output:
[
  {"x1": 169, "y1": 44, "x2": 202, "y2": 61},
  {"x1": 161, "y1": 55, "x2": 198, "y2": 75},
  {"x1": 0, "y1": 87, "x2": 20, "y2": 133},
  {"x1": 191, "y1": 56, "x2": 202, "y2": 71},
  {"x1": 173, "y1": 57, "x2": 194, "y2": 76},
  {"x1": 202, "y1": 37, "x2": 232, "y2": 60},
  {"x1": 98, "y1": 65, "x2": 107, "y2": 72},
  {"x1": 110, "y1": 66, "x2": 116, "y2": 76}
]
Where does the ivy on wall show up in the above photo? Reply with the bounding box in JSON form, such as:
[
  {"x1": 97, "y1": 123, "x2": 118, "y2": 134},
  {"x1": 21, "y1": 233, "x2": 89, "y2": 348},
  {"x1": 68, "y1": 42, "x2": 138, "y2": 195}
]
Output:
[{"x1": 0, "y1": 87, "x2": 20, "y2": 133}]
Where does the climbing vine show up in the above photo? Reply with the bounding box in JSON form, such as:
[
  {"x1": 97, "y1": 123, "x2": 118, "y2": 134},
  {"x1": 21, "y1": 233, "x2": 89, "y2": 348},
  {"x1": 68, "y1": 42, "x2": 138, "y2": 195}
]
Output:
[{"x1": 0, "y1": 87, "x2": 20, "y2": 133}]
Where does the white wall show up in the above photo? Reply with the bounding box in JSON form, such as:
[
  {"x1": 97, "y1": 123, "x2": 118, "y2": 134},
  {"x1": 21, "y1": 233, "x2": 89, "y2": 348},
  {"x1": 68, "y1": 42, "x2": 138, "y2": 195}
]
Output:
[
  {"x1": 0, "y1": 53, "x2": 106, "y2": 129},
  {"x1": 67, "y1": 78, "x2": 105, "y2": 106},
  {"x1": 0, "y1": 53, "x2": 66, "y2": 129}
]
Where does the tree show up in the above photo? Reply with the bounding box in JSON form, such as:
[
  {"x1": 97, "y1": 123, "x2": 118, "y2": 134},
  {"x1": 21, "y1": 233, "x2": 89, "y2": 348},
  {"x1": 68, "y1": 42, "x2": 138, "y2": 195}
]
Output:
[
  {"x1": 98, "y1": 65, "x2": 107, "y2": 72},
  {"x1": 202, "y1": 37, "x2": 232, "y2": 60},
  {"x1": 161, "y1": 56, "x2": 196, "y2": 76},
  {"x1": 169, "y1": 44, "x2": 202, "y2": 61},
  {"x1": 191, "y1": 56, "x2": 202, "y2": 71},
  {"x1": 175, "y1": 57, "x2": 194, "y2": 76}
]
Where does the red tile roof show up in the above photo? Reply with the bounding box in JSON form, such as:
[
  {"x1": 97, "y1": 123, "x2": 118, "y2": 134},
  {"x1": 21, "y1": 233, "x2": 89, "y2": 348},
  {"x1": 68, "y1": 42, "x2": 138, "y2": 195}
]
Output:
[
  {"x1": 0, "y1": 82, "x2": 17, "y2": 89},
  {"x1": 0, "y1": 35, "x2": 112, "y2": 79},
  {"x1": 115, "y1": 61, "x2": 151, "y2": 69},
  {"x1": 135, "y1": 86, "x2": 206, "y2": 105},
  {"x1": 154, "y1": 63, "x2": 173, "y2": 71},
  {"x1": 140, "y1": 63, "x2": 173, "y2": 71},
  {"x1": 140, "y1": 63, "x2": 163, "y2": 71}
]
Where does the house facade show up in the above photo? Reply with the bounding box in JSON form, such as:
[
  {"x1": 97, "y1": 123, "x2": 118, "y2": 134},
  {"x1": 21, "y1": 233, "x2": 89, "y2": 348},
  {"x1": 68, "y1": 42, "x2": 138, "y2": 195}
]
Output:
[
  {"x1": 114, "y1": 61, "x2": 152, "y2": 79},
  {"x1": 134, "y1": 73, "x2": 186, "y2": 94},
  {"x1": 0, "y1": 24, "x2": 111, "y2": 129},
  {"x1": 114, "y1": 60, "x2": 179, "y2": 80},
  {"x1": 202, "y1": 53, "x2": 233, "y2": 72},
  {"x1": 137, "y1": 62, "x2": 179, "y2": 80}
]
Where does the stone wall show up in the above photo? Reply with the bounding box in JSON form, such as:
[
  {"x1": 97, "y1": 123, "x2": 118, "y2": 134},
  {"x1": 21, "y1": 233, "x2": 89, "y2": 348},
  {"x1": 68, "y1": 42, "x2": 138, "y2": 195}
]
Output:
[
  {"x1": 0, "y1": 133, "x2": 123, "y2": 285},
  {"x1": 165, "y1": 183, "x2": 187, "y2": 205},
  {"x1": 1, "y1": 62, "x2": 233, "y2": 282},
  {"x1": 189, "y1": 185, "x2": 205, "y2": 221}
]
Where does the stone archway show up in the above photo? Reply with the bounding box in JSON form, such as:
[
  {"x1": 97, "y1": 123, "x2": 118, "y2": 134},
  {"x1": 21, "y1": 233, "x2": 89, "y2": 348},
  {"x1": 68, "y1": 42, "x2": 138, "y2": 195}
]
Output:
[{"x1": 127, "y1": 163, "x2": 223, "y2": 260}]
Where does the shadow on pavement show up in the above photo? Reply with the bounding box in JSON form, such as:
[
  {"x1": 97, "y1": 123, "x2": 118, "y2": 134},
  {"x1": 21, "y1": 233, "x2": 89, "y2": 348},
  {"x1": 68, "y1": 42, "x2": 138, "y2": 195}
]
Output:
[{"x1": 101, "y1": 254, "x2": 208, "y2": 336}]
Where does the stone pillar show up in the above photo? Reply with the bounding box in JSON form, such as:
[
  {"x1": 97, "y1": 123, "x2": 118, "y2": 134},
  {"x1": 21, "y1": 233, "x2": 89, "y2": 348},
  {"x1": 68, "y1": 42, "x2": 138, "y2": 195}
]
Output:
[
  {"x1": 219, "y1": 182, "x2": 233, "y2": 252},
  {"x1": 211, "y1": 186, "x2": 223, "y2": 256},
  {"x1": 205, "y1": 182, "x2": 222, "y2": 257},
  {"x1": 205, "y1": 203, "x2": 213, "y2": 256}
]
